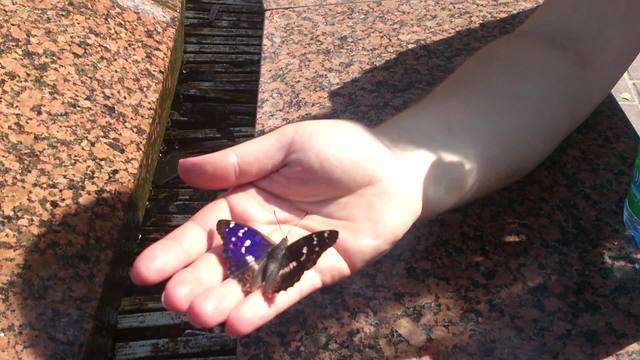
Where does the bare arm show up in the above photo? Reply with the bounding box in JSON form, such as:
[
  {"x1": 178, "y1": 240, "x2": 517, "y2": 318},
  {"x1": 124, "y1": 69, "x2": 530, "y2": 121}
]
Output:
[{"x1": 374, "y1": 0, "x2": 640, "y2": 218}]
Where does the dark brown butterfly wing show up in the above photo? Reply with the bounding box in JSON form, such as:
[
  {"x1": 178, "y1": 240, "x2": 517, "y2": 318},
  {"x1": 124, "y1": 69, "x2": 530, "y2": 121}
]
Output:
[{"x1": 273, "y1": 230, "x2": 339, "y2": 293}]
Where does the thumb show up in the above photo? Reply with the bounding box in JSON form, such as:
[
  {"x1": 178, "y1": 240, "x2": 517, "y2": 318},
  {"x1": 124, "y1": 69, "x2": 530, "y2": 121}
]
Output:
[{"x1": 178, "y1": 126, "x2": 293, "y2": 189}]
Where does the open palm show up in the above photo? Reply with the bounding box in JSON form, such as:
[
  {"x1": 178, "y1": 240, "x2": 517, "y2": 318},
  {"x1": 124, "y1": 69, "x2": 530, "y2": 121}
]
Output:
[{"x1": 130, "y1": 120, "x2": 424, "y2": 335}]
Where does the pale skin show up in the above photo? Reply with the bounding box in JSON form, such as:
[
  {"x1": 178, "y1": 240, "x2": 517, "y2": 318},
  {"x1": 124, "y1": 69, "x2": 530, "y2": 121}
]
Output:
[{"x1": 131, "y1": 0, "x2": 640, "y2": 335}]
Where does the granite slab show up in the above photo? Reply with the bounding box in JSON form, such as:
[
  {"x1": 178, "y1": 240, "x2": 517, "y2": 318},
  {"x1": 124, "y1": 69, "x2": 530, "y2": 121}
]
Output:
[
  {"x1": 263, "y1": 0, "x2": 379, "y2": 11},
  {"x1": 242, "y1": 0, "x2": 640, "y2": 358},
  {"x1": 0, "y1": 0, "x2": 182, "y2": 358},
  {"x1": 257, "y1": 0, "x2": 542, "y2": 133}
]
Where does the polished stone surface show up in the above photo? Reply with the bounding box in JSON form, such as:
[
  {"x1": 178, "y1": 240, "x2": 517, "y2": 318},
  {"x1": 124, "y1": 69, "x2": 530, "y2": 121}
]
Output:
[
  {"x1": 257, "y1": 0, "x2": 541, "y2": 133},
  {"x1": 244, "y1": 0, "x2": 640, "y2": 358},
  {"x1": 0, "y1": 0, "x2": 182, "y2": 357},
  {"x1": 263, "y1": 0, "x2": 379, "y2": 10}
]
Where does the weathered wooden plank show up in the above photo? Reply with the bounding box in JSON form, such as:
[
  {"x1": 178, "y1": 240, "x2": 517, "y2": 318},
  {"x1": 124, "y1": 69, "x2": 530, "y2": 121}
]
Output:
[
  {"x1": 184, "y1": 44, "x2": 262, "y2": 54},
  {"x1": 186, "y1": 3, "x2": 263, "y2": 14},
  {"x1": 178, "y1": 103, "x2": 256, "y2": 115},
  {"x1": 173, "y1": 135, "x2": 252, "y2": 149},
  {"x1": 185, "y1": 27, "x2": 262, "y2": 37},
  {"x1": 115, "y1": 334, "x2": 236, "y2": 359},
  {"x1": 182, "y1": 73, "x2": 260, "y2": 83},
  {"x1": 165, "y1": 127, "x2": 254, "y2": 140},
  {"x1": 170, "y1": 113, "x2": 256, "y2": 128},
  {"x1": 184, "y1": 53, "x2": 261, "y2": 63},
  {"x1": 181, "y1": 62, "x2": 260, "y2": 74},
  {"x1": 152, "y1": 178, "x2": 191, "y2": 189},
  {"x1": 118, "y1": 312, "x2": 189, "y2": 329},
  {"x1": 185, "y1": 10, "x2": 263, "y2": 22},
  {"x1": 143, "y1": 202, "x2": 210, "y2": 221},
  {"x1": 185, "y1": 19, "x2": 264, "y2": 29},
  {"x1": 181, "y1": 70, "x2": 260, "y2": 82},
  {"x1": 171, "y1": 105, "x2": 256, "y2": 128},
  {"x1": 185, "y1": 35, "x2": 262, "y2": 45},
  {"x1": 155, "y1": 200, "x2": 211, "y2": 214},
  {"x1": 125, "y1": 282, "x2": 167, "y2": 297},
  {"x1": 164, "y1": 137, "x2": 252, "y2": 156},
  {"x1": 181, "y1": 81, "x2": 259, "y2": 91},
  {"x1": 178, "y1": 88, "x2": 257, "y2": 103},
  {"x1": 149, "y1": 188, "x2": 221, "y2": 202},
  {"x1": 120, "y1": 296, "x2": 164, "y2": 313},
  {"x1": 194, "y1": 0, "x2": 262, "y2": 5}
]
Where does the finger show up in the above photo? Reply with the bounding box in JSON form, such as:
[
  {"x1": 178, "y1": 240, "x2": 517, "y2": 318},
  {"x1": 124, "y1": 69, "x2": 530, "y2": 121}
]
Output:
[
  {"x1": 178, "y1": 126, "x2": 294, "y2": 189},
  {"x1": 130, "y1": 199, "x2": 230, "y2": 285},
  {"x1": 162, "y1": 250, "x2": 225, "y2": 312},
  {"x1": 225, "y1": 269, "x2": 324, "y2": 336},
  {"x1": 187, "y1": 278, "x2": 245, "y2": 329},
  {"x1": 224, "y1": 248, "x2": 350, "y2": 336}
]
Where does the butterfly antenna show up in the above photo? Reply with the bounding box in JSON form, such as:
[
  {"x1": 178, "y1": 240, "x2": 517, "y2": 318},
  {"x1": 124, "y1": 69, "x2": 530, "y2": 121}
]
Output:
[
  {"x1": 287, "y1": 211, "x2": 309, "y2": 237},
  {"x1": 273, "y1": 210, "x2": 284, "y2": 236},
  {"x1": 273, "y1": 210, "x2": 309, "y2": 240}
]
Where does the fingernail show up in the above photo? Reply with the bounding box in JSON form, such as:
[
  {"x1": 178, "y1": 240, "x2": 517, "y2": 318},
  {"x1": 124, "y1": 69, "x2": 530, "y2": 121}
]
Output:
[{"x1": 161, "y1": 291, "x2": 167, "y2": 308}]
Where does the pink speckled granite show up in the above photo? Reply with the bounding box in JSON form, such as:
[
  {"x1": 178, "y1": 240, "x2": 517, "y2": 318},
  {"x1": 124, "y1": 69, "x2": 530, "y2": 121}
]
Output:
[
  {"x1": 257, "y1": 0, "x2": 542, "y2": 134},
  {"x1": 263, "y1": 0, "x2": 379, "y2": 11},
  {"x1": 0, "y1": 0, "x2": 182, "y2": 358},
  {"x1": 243, "y1": 0, "x2": 640, "y2": 358}
]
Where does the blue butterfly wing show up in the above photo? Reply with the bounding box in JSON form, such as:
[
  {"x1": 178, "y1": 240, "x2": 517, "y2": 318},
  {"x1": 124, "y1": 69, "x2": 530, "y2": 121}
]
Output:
[{"x1": 216, "y1": 220, "x2": 275, "y2": 290}]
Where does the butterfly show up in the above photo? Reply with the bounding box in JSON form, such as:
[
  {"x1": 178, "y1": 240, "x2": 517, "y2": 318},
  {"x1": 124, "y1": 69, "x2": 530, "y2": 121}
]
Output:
[{"x1": 216, "y1": 220, "x2": 339, "y2": 296}]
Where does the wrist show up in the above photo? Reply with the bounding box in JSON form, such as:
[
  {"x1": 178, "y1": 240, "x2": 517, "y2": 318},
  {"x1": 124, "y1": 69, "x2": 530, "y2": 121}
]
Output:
[
  {"x1": 371, "y1": 124, "x2": 433, "y2": 220},
  {"x1": 372, "y1": 120, "x2": 474, "y2": 219}
]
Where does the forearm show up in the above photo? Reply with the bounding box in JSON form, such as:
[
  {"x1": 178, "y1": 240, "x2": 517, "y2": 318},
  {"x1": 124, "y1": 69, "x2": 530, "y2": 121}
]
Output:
[{"x1": 373, "y1": 0, "x2": 640, "y2": 218}]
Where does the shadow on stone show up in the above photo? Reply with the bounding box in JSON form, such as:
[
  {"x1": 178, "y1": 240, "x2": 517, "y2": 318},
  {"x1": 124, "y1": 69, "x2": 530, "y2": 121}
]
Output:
[
  {"x1": 8, "y1": 192, "x2": 136, "y2": 358},
  {"x1": 307, "y1": 9, "x2": 534, "y2": 127}
]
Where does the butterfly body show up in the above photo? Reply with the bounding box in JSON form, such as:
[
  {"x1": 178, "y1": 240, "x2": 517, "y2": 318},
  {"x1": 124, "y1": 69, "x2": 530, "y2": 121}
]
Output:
[
  {"x1": 261, "y1": 237, "x2": 288, "y2": 294},
  {"x1": 216, "y1": 220, "x2": 338, "y2": 296}
]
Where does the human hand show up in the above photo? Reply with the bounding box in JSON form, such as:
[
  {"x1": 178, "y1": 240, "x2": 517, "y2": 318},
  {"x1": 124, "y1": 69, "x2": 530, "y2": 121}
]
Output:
[{"x1": 130, "y1": 119, "x2": 427, "y2": 335}]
